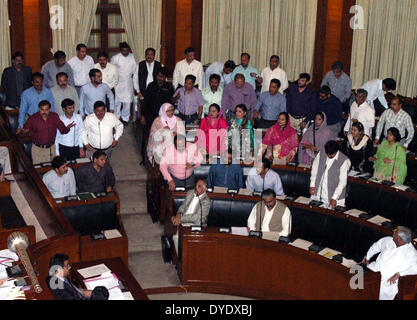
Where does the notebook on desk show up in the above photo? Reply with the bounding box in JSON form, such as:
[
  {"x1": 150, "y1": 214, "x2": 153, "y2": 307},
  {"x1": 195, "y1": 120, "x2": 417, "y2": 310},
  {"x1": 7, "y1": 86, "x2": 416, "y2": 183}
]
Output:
[{"x1": 77, "y1": 193, "x2": 96, "y2": 201}]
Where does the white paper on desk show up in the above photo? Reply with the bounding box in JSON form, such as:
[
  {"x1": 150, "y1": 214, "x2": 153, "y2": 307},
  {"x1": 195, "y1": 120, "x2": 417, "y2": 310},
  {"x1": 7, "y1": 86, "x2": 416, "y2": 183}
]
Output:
[
  {"x1": 276, "y1": 195, "x2": 286, "y2": 201},
  {"x1": 318, "y1": 248, "x2": 342, "y2": 259},
  {"x1": 123, "y1": 291, "x2": 134, "y2": 300},
  {"x1": 367, "y1": 215, "x2": 391, "y2": 226},
  {"x1": 213, "y1": 187, "x2": 228, "y2": 194},
  {"x1": 262, "y1": 232, "x2": 279, "y2": 242},
  {"x1": 104, "y1": 229, "x2": 122, "y2": 240},
  {"x1": 238, "y1": 188, "x2": 253, "y2": 196},
  {"x1": 231, "y1": 227, "x2": 249, "y2": 237},
  {"x1": 342, "y1": 258, "x2": 358, "y2": 269},
  {"x1": 109, "y1": 287, "x2": 126, "y2": 300},
  {"x1": 76, "y1": 158, "x2": 91, "y2": 164},
  {"x1": 295, "y1": 196, "x2": 311, "y2": 205},
  {"x1": 77, "y1": 264, "x2": 111, "y2": 279},
  {"x1": 368, "y1": 177, "x2": 382, "y2": 184},
  {"x1": 348, "y1": 170, "x2": 360, "y2": 177},
  {"x1": 393, "y1": 184, "x2": 409, "y2": 192},
  {"x1": 346, "y1": 209, "x2": 366, "y2": 218},
  {"x1": 298, "y1": 164, "x2": 311, "y2": 169},
  {"x1": 290, "y1": 239, "x2": 312, "y2": 251},
  {"x1": 84, "y1": 272, "x2": 119, "y2": 291}
]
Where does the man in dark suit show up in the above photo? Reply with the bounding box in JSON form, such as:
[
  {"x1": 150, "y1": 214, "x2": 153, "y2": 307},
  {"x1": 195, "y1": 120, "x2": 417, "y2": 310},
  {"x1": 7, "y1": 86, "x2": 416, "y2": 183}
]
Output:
[
  {"x1": 135, "y1": 47, "x2": 163, "y2": 99},
  {"x1": 47, "y1": 253, "x2": 92, "y2": 300},
  {"x1": 0, "y1": 52, "x2": 32, "y2": 108}
]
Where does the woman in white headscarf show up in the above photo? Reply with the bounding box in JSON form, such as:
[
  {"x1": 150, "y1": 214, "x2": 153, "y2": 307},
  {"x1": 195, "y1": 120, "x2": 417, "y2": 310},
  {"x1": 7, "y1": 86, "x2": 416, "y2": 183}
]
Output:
[{"x1": 147, "y1": 103, "x2": 185, "y2": 163}]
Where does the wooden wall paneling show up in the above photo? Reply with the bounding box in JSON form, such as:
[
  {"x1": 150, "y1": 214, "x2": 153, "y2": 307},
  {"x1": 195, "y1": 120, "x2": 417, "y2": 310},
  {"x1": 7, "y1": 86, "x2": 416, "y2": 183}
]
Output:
[
  {"x1": 8, "y1": 0, "x2": 25, "y2": 55},
  {"x1": 323, "y1": 0, "x2": 344, "y2": 75},
  {"x1": 161, "y1": 0, "x2": 177, "y2": 75},
  {"x1": 23, "y1": 0, "x2": 41, "y2": 72},
  {"x1": 39, "y1": 0, "x2": 52, "y2": 66},
  {"x1": 339, "y1": 0, "x2": 356, "y2": 76},
  {"x1": 191, "y1": 0, "x2": 203, "y2": 61},
  {"x1": 312, "y1": 0, "x2": 328, "y2": 89},
  {"x1": 175, "y1": 0, "x2": 192, "y2": 63}
]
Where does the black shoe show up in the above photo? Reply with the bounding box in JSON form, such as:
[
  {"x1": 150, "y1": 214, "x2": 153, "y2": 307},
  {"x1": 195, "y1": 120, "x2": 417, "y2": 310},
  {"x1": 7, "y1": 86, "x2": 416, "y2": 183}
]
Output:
[
  {"x1": 122, "y1": 120, "x2": 129, "y2": 127},
  {"x1": 161, "y1": 235, "x2": 173, "y2": 264}
]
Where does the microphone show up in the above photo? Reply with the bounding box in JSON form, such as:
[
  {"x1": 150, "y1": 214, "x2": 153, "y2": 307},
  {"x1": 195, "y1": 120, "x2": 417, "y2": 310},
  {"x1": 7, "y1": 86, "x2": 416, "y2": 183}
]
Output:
[
  {"x1": 220, "y1": 193, "x2": 234, "y2": 234},
  {"x1": 191, "y1": 194, "x2": 203, "y2": 233},
  {"x1": 228, "y1": 172, "x2": 239, "y2": 194},
  {"x1": 382, "y1": 144, "x2": 398, "y2": 187},
  {"x1": 310, "y1": 163, "x2": 326, "y2": 207}
]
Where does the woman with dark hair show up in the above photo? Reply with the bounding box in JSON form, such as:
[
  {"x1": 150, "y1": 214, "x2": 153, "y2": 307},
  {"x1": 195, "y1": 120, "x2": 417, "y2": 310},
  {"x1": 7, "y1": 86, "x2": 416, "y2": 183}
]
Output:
[
  {"x1": 340, "y1": 121, "x2": 374, "y2": 175},
  {"x1": 228, "y1": 104, "x2": 254, "y2": 157},
  {"x1": 258, "y1": 112, "x2": 299, "y2": 165},
  {"x1": 371, "y1": 127, "x2": 407, "y2": 184},
  {"x1": 299, "y1": 112, "x2": 335, "y2": 165},
  {"x1": 196, "y1": 103, "x2": 228, "y2": 156}
]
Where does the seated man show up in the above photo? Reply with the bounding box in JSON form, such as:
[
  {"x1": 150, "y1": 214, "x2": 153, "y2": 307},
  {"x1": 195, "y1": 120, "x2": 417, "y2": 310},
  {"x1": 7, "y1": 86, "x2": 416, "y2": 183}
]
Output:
[
  {"x1": 207, "y1": 150, "x2": 244, "y2": 190},
  {"x1": 246, "y1": 157, "x2": 284, "y2": 196},
  {"x1": 160, "y1": 135, "x2": 204, "y2": 191},
  {"x1": 47, "y1": 253, "x2": 91, "y2": 300},
  {"x1": 247, "y1": 189, "x2": 292, "y2": 235},
  {"x1": 75, "y1": 151, "x2": 115, "y2": 194},
  {"x1": 162, "y1": 180, "x2": 211, "y2": 262},
  {"x1": 310, "y1": 141, "x2": 351, "y2": 209},
  {"x1": 363, "y1": 226, "x2": 417, "y2": 300},
  {"x1": 42, "y1": 156, "x2": 76, "y2": 199}
]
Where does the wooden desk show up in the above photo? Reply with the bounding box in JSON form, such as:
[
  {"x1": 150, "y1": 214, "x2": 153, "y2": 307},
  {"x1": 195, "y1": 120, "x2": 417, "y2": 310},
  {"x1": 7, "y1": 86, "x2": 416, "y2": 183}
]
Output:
[
  {"x1": 178, "y1": 226, "x2": 381, "y2": 300},
  {"x1": 71, "y1": 258, "x2": 149, "y2": 300}
]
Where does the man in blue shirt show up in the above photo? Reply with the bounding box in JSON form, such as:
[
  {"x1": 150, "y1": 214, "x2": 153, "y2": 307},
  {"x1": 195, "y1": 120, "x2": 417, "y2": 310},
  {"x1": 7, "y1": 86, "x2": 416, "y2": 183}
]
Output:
[
  {"x1": 207, "y1": 150, "x2": 244, "y2": 190},
  {"x1": 254, "y1": 79, "x2": 287, "y2": 129},
  {"x1": 317, "y1": 86, "x2": 343, "y2": 137},
  {"x1": 79, "y1": 69, "x2": 115, "y2": 117},
  {"x1": 18, "y1": 72, "x2": 55, "y2": 128},
  {"x1": 231, "y1": 53, "x2": 260, "y2": 90}
]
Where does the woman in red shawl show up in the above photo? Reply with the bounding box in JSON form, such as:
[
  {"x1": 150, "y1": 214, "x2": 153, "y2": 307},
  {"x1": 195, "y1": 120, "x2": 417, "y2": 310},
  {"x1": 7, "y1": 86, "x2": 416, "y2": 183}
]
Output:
[
  {"x1": 258, "y1": 112, "x2": 299, "y2": 165},
  {"x1": 195, "y1": 103, "x2": 228, "y2": 156}
]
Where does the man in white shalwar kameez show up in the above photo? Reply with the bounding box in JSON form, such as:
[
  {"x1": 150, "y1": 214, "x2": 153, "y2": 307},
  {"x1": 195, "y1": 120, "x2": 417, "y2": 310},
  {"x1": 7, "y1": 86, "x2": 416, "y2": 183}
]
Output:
[
  {"x1": 363, "y1": 226, "x2": 417, "y2": 300},
  {"x1": 111, "y1": 42, "x2": 137, "y2": 126}
]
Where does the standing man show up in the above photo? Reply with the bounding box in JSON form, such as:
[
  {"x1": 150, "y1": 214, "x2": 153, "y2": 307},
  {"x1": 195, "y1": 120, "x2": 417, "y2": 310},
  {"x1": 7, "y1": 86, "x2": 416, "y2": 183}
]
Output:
[
  {"x1": 321, "y1": 61, "x2": 352, "y2": 106},
  {"x1": 375, "y1": 96, "x2": 414, "y2": 151},
  {"x1": 361, "y1": 78, "x2": 397, "y2": 114},
  {"x1": 344, "y1": 89, "x2": 375, "y2": 137},
  {"x1": 111, "y1": 42, "x2": 137, "y2": 126},
  {"x1": 141, "y1": 67, "x2": 174, "y2": 164},
  {"x1": 79, "y1": 69, "x2": 114, "y2": 117},
  {"x1": 173, "y1": 47, "x2": 204, "y2": 90},
  {"x1": 18, "y1": 73, "x2": 55, "y2": 128},
  {"x1": 41, "y1": 51, "x2": 75, "y2": 89},
  {"x1": 317, "y1": 86, "x2": 343, "y2": 137},
  {"x1": 94, "y1": 52, "x2": 119, "y2": 92},
  {"x1": 82, "y1": 101, "x2": 124, "y2": 160},
  {"x1": 259, "y1": 55, "x2": 289, "y2": 95},
  {"x1": 221, "y1": 74, "x2": 257, "y2": 122},
  {"x1": 310, "y1": 141, "x2": 351, "y2": 209},
  {"x1": 173, "y1": 75, "x2": 205, "y2": 125},
  {"x1": 68, "y1": 44, "x2": 95, "y2": 96},
  {"x1": 203, "y1": 60, "x2": 236, "y2": 89},
  {"x1": 0, "y1": 52, "x2": 32, "y2": 108},
  {"x1": 254, "y1": 79, "x2": 287, "y2": 129},
  {"x1": 201, "y1": 74, "x2": 223, "y2": 118},
  {"x1": 286, "y1": 73, "x2": 317, "y2": 135},
  {"x1": 134, "y1": 48, "x2": 163, "y2": 99},
  {"x1": 231, "y1": 53, "x2": 260, "y2": 90},
  {"x1": 17, "y1": 100, "x2": 73, "y2": 164},
  {"x1": 55, "y1": 99, "x2": 84, "y2": 161},
  {"x1": 51, "y1": 72, "x2": 80, "y2": 116}
]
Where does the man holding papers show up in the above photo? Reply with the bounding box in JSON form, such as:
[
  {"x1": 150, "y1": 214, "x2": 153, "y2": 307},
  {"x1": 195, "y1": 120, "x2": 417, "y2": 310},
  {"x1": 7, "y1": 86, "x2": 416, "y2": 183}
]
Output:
[
  {"x1": 247, "y1": 189, "x2": 292, "y2": 235},
  {"x1": 363, "y1": 226, "x2": 417, "y2": 300},
  {"x1": 310, "y1": 141, "x2": 350, "y2": 209}
]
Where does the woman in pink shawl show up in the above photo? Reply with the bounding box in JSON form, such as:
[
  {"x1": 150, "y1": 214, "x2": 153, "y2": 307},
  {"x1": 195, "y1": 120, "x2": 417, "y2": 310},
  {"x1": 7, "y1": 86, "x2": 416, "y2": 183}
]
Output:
[
  {"x1": 195, "y1": 104, "x2": 228, "y2": 156},
  {"x1": 299, "y1": 112, "x2": 335, "y2": 165},
  {"x1": 258, "y1": 112, "x2": 299, "y2": 165},
  {"x1": 147, "y1": 103, "x2": 185, "y2": 163}
]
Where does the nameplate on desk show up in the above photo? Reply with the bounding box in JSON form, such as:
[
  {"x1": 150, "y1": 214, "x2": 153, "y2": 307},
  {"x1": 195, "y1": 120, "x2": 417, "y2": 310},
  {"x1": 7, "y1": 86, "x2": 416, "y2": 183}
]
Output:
[
  {"x1": 219, "y1": 227, "x2": 231, "y2": 234},
  {"x1": 191, "y1": 226, "x2": 203, "y2": 233},
  {"x1": 78, "y1": 193, "x2": 96, "y2": 201},
  {"x1": 295, "y1": 196, "x2": 311, "y2": 205},
  {"x1": 252, "y1": 192, "x2": 262, "y2": 197},
  {"x1": 175, "y1": 187, "x2": 186, "y2": 192},
  {"x1": 41, "y1": 162, "x2": 52, "y2": 167},
  {"x1": 65, "y1": 196, "x2": 78, "y2": 202},
  {"x1": 76, "y1": 158, "x2": 92, "y2": 164},
  {"x1": 34, "y1": 165, "x2": 42, "y2": 169},
  {"x1": 207, "y1": 188, "x2": 213, "y2": 193},
  {"x1": 238, "y1": 188, "x2": 253, "y2": 196},
  {"x1": 94, "y1": 192, "x2": 107, "y2": 198},
  {"x1": 298, "y1": 164, "x2": 312, "y2": 169},
  {"x1": 227, "y1": 189, "x2": 239, "y2": 194},
  {"x1": 66, "y1": 160, "x2": 77, "y2": 165},
  {"x1": 213, "y1": 187, "x2": 228, "y2": 194}
]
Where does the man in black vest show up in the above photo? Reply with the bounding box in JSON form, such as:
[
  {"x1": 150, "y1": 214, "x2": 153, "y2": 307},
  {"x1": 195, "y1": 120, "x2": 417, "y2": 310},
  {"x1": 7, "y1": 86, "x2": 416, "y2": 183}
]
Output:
[{"x1": 135, "y1": 47, "x2": 163, "y2": 100}]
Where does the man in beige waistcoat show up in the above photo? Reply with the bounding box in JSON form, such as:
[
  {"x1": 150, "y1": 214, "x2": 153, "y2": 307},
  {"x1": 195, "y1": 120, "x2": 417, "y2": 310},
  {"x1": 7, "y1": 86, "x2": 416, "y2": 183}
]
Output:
[{"x1": 247, "y1": 189, "x2": 292, "y2": 235}]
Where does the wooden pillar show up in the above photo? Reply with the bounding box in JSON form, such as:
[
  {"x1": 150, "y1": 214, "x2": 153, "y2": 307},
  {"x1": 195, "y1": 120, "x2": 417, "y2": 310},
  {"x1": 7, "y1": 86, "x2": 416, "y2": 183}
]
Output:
[
  {"x1": 39, "y1": 0, "x2": 52, "y2": 67},
  {"x1": 23, "y1": 0, "x2": 41, "y2": 71},
  {"x1": 161, "y1": 0, "x2": 177, "y2": 75},
  {"x1": 312, "y1": 0, "x2": 355, "y2": 89},
  {"x1": 8, "y1": 0, "x2": 25, "y2": 55}
]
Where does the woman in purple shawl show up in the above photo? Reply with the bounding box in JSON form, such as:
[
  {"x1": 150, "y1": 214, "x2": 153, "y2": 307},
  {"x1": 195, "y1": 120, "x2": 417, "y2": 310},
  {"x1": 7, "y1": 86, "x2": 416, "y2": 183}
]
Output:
[{"x1": 299, "y1": 112, "x2": 335, "y2": 165}]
